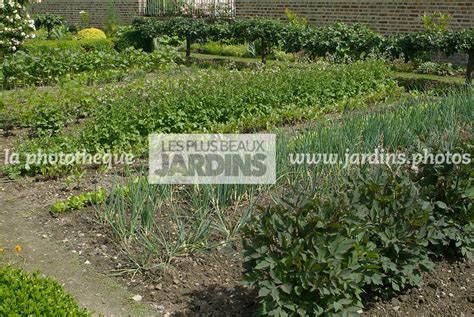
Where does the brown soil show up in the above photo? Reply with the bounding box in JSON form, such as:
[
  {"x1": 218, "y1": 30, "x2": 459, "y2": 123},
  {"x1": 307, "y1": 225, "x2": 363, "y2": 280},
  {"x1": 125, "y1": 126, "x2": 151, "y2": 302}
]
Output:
[
  {"x1": 40, "y1": 206, "x2": 258, "y2": 316},
  {"x1": 365, "y1": 260, "x2": 474, "y2": 316}
]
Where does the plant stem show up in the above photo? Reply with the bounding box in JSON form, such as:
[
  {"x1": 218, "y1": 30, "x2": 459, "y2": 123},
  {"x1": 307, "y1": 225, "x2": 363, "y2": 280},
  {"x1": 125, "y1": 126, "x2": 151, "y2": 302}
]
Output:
[
  {"x1": 466, "y1": 49, "x2": 473, "y2": 86},
  {"x1": 186, "y1": 36, "x2": 191, "y2": 65},
  {"x1": 261, "y1": 40, "x2": 267, "y2": 64}
]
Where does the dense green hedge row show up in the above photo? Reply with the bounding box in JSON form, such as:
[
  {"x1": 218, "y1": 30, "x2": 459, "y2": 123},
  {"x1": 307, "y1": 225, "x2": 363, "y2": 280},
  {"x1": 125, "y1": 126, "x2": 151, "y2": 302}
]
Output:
[
  {"x1": 132, "y1": 17, "x2": 474, "y2": 83},
  {"x1": 0, "y1": 266, "x2": 90, "y2": 316},
  {"x1": 243, "y1": 94, "x2": 474, "y2": 315},
  {"x1": 22, "y1": 38, "x2": 115, "y2": 53},
  {"x1": 1, "y1": 46, "x2": 177, "y2": 88}
]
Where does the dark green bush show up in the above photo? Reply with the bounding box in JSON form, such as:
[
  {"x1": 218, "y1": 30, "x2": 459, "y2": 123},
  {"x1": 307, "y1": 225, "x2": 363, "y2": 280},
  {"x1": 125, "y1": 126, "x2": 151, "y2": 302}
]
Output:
[
  {"x1": 305, "y1": 23, "x2": 384, "y2": 61},
  {"x1": 114, "y1": 26, "x2": 150, "y2": 51},
  {"x1": 343, "y1": 169, "x2": 434, "y2": 295},
  {"x1": 0, "y1": 266, "x2": 89, "y2": 316},
  {"x1": 244, "y1": 138, "x2": 473, "y2": 315},
  {"x1": 243, "y1": 194, "x2": 378, "y2": 315},
  {"x1": 386, "y1": 32, "x2": 442, "y2": 62},
  {"x1": 34, "y1": 14, "x2": 65, "y2": 39},
  {"x1": 415, "y1": 141, "x2": 474, "y2": 258},
  {"x1": 243, "y1": 166, "x2": 436, "y2": 315}
]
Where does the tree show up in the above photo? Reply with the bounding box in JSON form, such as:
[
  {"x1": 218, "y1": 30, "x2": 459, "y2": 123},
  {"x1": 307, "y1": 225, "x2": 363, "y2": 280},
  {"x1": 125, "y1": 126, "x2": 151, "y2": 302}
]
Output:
[
  {"x1": 34, "y1": 14, "x2": 64, "y2": 39},
  {"x1": 441, "y1": 30, "x2": 474, "y2": 85},
  {"x1": 163, "y1": 17, "x2": 209, "y2": 64},
  {"x1": 231, "y1": 18, "x2": 285, "y2": 64}
]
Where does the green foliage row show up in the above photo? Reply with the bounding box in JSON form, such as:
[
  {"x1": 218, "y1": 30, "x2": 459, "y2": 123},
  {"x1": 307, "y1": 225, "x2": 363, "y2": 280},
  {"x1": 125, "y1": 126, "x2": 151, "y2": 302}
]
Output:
[
  {"x1": 50, "y1": 188, "x2": 107, "y2": 215},
  {"x1": 1, "y1": 45, "x2": 177, "y2": 88},
  {"x1": 244, "y1": 139, "x2": 473, "y2": 315},
  {"x1": 0, "y1": 266, "x2": 90, "y2": 316},
  {"x1": 22, "y1": 38, "x2": 115, "y2": 53},
  {"x1": 80, "y1": 61, "x2": 392, "y2": 153},
  {"x1": 0, "y1": 73, "x2": 150, "y2": 130},
  {"x1": 132, "y1": 17, "x2": 473, "y2": 60}
]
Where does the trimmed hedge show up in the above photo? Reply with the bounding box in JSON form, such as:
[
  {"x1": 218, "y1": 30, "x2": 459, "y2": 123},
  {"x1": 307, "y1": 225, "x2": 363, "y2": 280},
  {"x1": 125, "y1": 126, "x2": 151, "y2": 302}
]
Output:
[
  {"x1": 0, "y1": 266, "x2": 90, "y2": 316},
  {"x1": 76, "y1": 28, "x2": 107, "y2": 40},
  {"x1": 22, "y1": 38, "x2": 115, "y2": 53}
]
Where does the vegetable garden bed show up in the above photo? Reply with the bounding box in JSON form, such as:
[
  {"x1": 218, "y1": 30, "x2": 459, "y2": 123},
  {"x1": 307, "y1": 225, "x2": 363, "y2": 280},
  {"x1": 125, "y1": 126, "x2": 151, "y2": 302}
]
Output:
[{"x1": 1, "y1": 6, "x2": 473, "y2": 315}]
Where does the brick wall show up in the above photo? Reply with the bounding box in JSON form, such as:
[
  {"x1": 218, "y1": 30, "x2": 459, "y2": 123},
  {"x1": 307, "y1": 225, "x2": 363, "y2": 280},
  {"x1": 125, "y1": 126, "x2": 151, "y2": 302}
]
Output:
[
  {"x1": 235, "y1": 0, "x2": 474, "y2": 34},
  {"x1": 32, "y1": 0, "x2": 474, "y2": 33},
  {"x1": 31, "y1": 0, "x2": 146, "y2": 27}
]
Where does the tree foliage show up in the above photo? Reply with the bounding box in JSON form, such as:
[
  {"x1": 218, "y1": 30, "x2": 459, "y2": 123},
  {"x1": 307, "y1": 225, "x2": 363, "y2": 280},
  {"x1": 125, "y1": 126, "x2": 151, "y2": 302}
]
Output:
[{"x1": 131, "y1": 16, "x2": 474, "y2": 82}]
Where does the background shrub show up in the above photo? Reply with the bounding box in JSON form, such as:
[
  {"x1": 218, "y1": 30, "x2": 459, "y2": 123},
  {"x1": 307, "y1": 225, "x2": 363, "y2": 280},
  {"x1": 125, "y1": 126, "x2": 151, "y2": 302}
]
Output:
[
  {"x1": 114, "y1": 25, "x2": 149, "y2": 51},
  {"x1": 230, "y1": 18, "x2": 286, "y2": 63},
  {"x1": 305, "y1": 23, "x2": 384, "y2": 61},
  {"x1": 34, "y1": 14, "x2": 64, "y2": 39},
  {"x1": 76, "y1": 28, "x2": 107, "y2": 40}
]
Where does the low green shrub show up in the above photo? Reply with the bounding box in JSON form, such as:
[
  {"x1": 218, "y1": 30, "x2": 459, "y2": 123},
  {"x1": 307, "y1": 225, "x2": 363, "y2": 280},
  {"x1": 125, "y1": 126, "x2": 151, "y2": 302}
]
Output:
[
  {"x1": 0, "y1": 266, "x2": 90, "y2": 316},
  {"x1": 76, "y1": 28, "x2": 107, "y2": 40},
  {"x1": 22, "y1": 38, "x2": 115, "y2": 53},
  {"x1": 415, "y1": 61, "x2": 458, "y2": 76},
  {"x1": 114, "y1": 25, "x2": 150, "y2": 51},
  {"x1": 244, "y1": 150, "x2": 473, "y2": 315}
]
